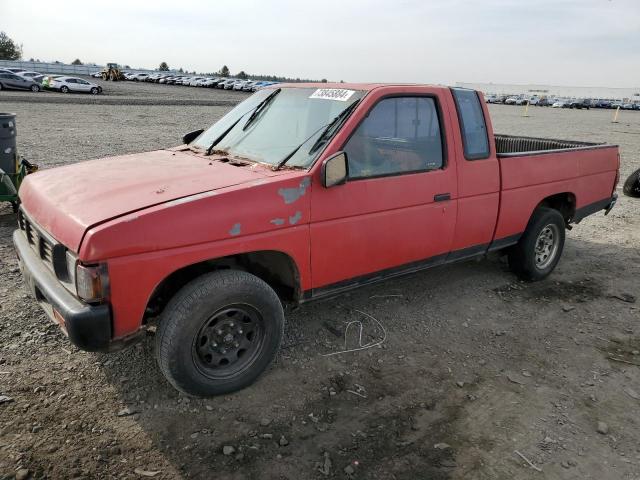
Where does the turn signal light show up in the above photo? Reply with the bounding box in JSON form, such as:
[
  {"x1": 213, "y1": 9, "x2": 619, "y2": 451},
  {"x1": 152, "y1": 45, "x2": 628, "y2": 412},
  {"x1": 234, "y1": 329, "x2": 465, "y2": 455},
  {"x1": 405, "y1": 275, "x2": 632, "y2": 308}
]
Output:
[{"x1": 76, "y1": 263, "x2": 109, "y2": 303}]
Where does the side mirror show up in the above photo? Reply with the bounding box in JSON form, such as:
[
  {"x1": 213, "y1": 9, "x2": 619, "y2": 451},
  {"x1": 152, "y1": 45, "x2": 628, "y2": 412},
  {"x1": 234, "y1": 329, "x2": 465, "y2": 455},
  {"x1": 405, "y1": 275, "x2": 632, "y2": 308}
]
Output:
[
  {"x1": 322, "y1": 151, "x2": 348, "y2": 188},
  {"x1": 182, "y1": 129, "x2": 204, "y2": 145}
]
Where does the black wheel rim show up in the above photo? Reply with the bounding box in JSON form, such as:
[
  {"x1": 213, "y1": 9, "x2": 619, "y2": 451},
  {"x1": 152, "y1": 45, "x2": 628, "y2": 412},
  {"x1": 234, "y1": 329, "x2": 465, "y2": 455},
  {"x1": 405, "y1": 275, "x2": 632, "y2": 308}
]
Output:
[{"x1": 192, "y1": 304, "x2": 265, "y2": 379}]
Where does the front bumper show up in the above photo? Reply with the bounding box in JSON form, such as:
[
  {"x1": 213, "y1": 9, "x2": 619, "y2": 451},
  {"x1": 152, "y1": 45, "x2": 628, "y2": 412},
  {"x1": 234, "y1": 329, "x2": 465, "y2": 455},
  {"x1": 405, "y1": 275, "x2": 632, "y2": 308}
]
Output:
[{"x1": 13, "y1": 230, "x2": 112, "y2": 352}]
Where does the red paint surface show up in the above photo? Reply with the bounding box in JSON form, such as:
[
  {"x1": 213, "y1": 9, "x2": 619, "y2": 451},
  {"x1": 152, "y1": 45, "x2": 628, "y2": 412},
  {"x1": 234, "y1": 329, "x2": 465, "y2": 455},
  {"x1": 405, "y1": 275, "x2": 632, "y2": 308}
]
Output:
[{"x1": 18, "y1": 84, "x2": 620, "y2": 341}]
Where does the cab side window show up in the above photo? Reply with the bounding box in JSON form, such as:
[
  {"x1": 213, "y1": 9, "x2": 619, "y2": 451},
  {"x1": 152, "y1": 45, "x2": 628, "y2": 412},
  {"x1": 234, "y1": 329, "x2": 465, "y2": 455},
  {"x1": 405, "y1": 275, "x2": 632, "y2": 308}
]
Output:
[
  {"x1": 451, "y1": 88, "x2": 490, "y2": 160},
  {"x1": 344, "y1": 96, "x2": 444, "y2": 179}
]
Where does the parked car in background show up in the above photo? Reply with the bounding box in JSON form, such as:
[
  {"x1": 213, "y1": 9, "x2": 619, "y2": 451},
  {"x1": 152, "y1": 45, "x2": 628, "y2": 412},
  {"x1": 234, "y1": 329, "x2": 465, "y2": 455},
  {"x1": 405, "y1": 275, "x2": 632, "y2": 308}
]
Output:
[
  {"x1": 242, "y1": 81, "x2": 257, "y2": 92},
  {"x1": 132, "y1": 73, "x2": 150, "y2": 82},
  {"x1": 0, "y1": 72, "x2": 42, "y2": 91},
  {"x1": 594, "y1": 100, "x2": 612, "y2": 108},
  {"x1": 569, "y1": 99, "x2": 590, "y2": 110},
  {"x1": 16, "y1": 71, "x2": 42, "y2": 80},
  {"x1": 622, "y1": 103, "x2": 635, "y2": 110},
  {"x1": 217, "y1": 79, "x2": 234, "y2": 89},
  {"x1": 49, "y1": 76, "x2": 102, "y2": 94},
  {"x1": 552, "y1": 99, "x2": 568, "y2": 108},
  {"x1": 91, "y1": 72, "x2": 102, "y2": 78},
  {"x1": 485, "y1": 95, "x2": 505, "y2": 104},
  {"x1": 225, "y1": 80, "x2": 241, "y2": 90},
  {"x1": 537, "y1": 98, "x2": 554, "y2": 107},
  {"x1": 504, "y1": 96, "x2": 518, "y2": 105}
]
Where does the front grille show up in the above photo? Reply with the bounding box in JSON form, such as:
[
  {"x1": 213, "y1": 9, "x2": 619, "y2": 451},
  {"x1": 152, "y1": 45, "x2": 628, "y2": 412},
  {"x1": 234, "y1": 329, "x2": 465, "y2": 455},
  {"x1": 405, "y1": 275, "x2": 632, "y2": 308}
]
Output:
[
  {"x1": 18, "y1": 209, "x2": 58, "y2": 273},
  {"x1": 40, "y1": 237, "x2": 53, "y2": 263}
]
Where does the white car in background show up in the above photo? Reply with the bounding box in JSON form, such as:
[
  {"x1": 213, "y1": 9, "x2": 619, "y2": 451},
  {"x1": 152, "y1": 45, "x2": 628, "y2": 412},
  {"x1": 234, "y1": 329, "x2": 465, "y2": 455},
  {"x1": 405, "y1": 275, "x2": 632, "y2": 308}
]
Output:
[
  {"x1": 50, "y1": 76, "x2": 103, "y2": 94},
  {"x1": 132, "y1": 73, "x2": 149, "y2": 81},
  {"x1": 17, "y1": 71, "x2": 42, "y2": 80}
]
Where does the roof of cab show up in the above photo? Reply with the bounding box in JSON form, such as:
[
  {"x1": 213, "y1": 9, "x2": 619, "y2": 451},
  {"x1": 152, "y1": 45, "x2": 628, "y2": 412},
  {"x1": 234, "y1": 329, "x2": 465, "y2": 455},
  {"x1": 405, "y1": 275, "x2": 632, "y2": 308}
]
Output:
[{"x1": 273, "y1": 82, "x2": 448, "y2": 92}]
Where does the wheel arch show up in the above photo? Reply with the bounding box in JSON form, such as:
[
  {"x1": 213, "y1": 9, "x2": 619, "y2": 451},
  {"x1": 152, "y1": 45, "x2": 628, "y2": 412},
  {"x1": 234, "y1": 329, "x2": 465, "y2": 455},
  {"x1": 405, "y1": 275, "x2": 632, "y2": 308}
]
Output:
[
  {"x1": 534, "y1": 192, "x2": 576, "y2": 225},
  {"x1": 143, "y1": 250, "x2": 301, "y2": 323}
]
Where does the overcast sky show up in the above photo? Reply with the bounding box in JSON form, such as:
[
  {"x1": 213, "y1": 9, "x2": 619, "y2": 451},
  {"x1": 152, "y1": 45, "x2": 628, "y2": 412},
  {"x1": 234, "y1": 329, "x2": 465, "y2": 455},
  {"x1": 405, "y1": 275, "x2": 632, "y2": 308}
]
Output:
[{"x1": 3, "y1": 0, "x2": 639, "y2": 87}]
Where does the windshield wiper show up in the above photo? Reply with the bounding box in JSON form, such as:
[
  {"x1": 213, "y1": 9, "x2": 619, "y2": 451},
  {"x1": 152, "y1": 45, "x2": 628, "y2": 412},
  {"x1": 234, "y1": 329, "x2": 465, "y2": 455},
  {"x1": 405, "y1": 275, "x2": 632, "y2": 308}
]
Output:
[
  {"x1": 275, "y1": 99, "x2": 361, "y2": 170},
  {"x1": 206, "y1": 115, "x2": 245, "y2": 155},
  {"x1": 242, "y1": 88, "x2": 281, "y2": 131},
  {"x1": 206, "y1": 88, "x2": 282, "y2": 155}
]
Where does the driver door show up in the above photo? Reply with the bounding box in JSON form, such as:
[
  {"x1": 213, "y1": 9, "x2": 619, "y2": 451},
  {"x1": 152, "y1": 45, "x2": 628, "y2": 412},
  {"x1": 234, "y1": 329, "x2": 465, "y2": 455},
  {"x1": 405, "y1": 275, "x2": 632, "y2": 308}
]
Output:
[{"x1": 309, "y1": 91, "x2": 458, "y2": 294}]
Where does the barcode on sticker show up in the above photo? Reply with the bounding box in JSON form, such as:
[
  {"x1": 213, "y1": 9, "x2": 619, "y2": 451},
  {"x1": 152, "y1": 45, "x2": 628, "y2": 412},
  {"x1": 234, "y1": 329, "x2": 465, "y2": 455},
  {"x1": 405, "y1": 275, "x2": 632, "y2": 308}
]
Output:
[{"x1": 309, "y1": 89, "x2": 355, "y2": 101}]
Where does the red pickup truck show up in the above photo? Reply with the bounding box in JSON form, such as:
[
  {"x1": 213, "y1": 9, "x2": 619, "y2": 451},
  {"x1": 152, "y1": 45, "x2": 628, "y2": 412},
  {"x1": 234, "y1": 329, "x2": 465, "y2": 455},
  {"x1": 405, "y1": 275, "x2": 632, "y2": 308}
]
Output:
[{"x1": 14, "y1": 84, "x2": 619, "y2": 396}]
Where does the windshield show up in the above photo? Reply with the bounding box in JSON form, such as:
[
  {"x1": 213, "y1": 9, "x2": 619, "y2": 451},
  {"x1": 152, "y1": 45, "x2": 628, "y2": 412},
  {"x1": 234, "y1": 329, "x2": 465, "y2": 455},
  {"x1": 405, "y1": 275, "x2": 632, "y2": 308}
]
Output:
[{"x1": 192, "y1": 87, "x2": 365, "y2": 168}]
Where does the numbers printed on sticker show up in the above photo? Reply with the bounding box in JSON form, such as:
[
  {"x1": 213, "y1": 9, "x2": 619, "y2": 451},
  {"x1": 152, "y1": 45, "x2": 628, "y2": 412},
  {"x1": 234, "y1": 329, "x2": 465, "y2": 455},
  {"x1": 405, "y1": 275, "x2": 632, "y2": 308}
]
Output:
[{"x1": 309, "y1": 89, "x2": 356, "y2": 101}]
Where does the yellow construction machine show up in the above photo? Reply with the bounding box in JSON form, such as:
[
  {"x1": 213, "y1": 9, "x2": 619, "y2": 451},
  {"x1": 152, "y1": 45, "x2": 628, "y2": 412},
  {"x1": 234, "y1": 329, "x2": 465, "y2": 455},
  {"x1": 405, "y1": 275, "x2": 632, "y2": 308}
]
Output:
[{"x1": 101, "y1": 63, "x2": 125, "y2": 81}]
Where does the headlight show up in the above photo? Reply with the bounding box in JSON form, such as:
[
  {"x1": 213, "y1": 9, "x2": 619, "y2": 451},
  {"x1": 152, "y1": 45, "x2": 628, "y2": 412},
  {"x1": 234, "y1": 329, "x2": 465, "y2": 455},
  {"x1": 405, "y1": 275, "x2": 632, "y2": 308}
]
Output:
[{"x1": 76, "y1": 263, "x2": 109, "y2": 303}]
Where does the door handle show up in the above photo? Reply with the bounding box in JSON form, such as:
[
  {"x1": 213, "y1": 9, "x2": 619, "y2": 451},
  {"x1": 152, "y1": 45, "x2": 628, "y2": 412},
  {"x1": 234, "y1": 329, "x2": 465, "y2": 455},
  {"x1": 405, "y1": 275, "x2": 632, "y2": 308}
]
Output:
[{"x1": 434, "y1": 193, "x2": 451, "y2": 202}]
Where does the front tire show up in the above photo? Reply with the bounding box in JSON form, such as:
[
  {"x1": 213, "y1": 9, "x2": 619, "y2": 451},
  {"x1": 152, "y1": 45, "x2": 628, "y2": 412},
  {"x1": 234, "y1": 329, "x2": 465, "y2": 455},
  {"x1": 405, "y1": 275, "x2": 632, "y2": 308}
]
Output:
[
  {"x1": 508, "y1": 207, "x2": 565, "y2": 281},
  {"x1": 155, "y1": 270, "x2": 285, "y2": 397},
  {"x1": 31, "y1": 84, "x2": 40, "y2": 92},
  {"x1": 91, "y1": 87, "x2": 99, "y2": 95}
]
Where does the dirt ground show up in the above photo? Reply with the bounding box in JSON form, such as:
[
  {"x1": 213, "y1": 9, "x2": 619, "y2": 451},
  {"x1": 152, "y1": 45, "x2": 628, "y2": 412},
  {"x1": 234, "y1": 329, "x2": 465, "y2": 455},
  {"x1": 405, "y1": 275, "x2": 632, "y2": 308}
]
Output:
[{"x1": 0, "y1": 83, "x2": 639, "y2": 480}]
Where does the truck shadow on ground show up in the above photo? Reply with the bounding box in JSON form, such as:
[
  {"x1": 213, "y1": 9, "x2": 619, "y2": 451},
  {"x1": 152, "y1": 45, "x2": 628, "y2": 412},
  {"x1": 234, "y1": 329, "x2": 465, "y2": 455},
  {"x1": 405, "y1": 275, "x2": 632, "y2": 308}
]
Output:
[{"x1": 95, "y1": 234, "x2": 639, "y2": 480}]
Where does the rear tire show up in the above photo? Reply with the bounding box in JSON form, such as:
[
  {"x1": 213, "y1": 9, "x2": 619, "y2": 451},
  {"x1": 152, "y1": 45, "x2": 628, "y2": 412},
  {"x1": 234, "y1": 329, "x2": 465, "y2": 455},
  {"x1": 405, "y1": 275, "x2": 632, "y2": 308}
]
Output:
[
  {"x1": 60, "y1": 86, "x2": 69, "y2": 93},
  {"x1": 623, "y1": 168, "x2": 640, "y2": 198},
  {"x1": 508, "y1": 207, "x2": 565, "y2": 281},
  {"x1": 155, "y1": 270, "x2": 285, "y2": 397}
]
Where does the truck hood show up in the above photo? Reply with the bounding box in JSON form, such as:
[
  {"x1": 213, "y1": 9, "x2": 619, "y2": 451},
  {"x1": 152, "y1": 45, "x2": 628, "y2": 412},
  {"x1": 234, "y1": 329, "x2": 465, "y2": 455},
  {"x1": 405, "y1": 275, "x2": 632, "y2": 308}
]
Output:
[{"x1": 19, "y1": 149, "x2": 277, "y2": 251}]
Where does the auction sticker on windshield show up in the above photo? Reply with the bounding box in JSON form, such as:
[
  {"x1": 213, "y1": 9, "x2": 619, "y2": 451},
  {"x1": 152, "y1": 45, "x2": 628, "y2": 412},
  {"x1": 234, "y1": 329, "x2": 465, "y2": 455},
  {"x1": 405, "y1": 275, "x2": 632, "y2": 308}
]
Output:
[{"x1": 309, "y1": 89, "x2": 356, "y2": 101}]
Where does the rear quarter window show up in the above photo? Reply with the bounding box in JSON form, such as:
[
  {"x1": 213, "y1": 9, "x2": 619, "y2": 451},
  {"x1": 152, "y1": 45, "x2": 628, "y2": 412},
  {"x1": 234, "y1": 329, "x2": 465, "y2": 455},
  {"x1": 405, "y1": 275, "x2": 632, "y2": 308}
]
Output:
[{"x1": 451, "y1": 88, "x2": 490, "y2": 160}]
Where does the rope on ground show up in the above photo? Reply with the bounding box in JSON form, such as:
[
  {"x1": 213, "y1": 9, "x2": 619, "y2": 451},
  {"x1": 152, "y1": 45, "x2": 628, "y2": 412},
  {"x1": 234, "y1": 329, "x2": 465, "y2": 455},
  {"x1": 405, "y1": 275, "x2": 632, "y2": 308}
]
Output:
[{"x1": 322, "y1": 309, "x2": 387, "y2": 357}]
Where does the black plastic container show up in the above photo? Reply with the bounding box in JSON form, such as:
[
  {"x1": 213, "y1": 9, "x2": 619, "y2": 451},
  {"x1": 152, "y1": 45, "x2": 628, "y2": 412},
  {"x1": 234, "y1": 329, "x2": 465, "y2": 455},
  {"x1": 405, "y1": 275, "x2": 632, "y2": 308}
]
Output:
[{"x1": 0, "y1": 113, "x2": 17, "y2": 175}]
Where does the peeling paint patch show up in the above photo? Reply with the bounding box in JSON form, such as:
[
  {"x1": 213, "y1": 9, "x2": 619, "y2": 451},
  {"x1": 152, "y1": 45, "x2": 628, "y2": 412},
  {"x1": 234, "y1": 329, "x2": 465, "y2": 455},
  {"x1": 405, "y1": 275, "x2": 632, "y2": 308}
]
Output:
[
  {"x1": 289, "y1": 211, "x2": 302, "y2": 225},
  {"x1": 278, "y1": 177, "x2": 311, "y2": 204},
  {"x1": 229, "y1": 223, "x2": 241, "y2": 236},
  {"x1": 270, "y1": 218, "x2": 285, "y2": 226}
]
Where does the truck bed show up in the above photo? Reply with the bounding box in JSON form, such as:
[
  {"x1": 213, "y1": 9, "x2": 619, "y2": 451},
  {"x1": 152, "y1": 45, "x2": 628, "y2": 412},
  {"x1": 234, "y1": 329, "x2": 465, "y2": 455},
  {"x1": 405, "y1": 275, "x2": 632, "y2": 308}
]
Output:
[
  {"x1": 492, "y1": 134, "x2": 619, "y2": 242},
  {"x1": 495, "y1": 134, "x2": 609, "y2": 157}
]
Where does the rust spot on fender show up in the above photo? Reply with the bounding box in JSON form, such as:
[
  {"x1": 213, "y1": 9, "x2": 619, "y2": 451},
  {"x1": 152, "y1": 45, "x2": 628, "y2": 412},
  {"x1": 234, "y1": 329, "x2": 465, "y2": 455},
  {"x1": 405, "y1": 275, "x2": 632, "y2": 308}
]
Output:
[{"x1": 278, "y1": 177, "x2": 310, "y2": 204}]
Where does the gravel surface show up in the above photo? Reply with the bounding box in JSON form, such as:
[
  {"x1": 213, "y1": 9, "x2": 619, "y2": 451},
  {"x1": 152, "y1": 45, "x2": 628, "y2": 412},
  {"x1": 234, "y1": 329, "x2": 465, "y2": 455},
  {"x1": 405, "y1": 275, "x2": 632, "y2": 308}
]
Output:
[{"x1": 0, "y1": 84, "x2": 639, "y2": 480}]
